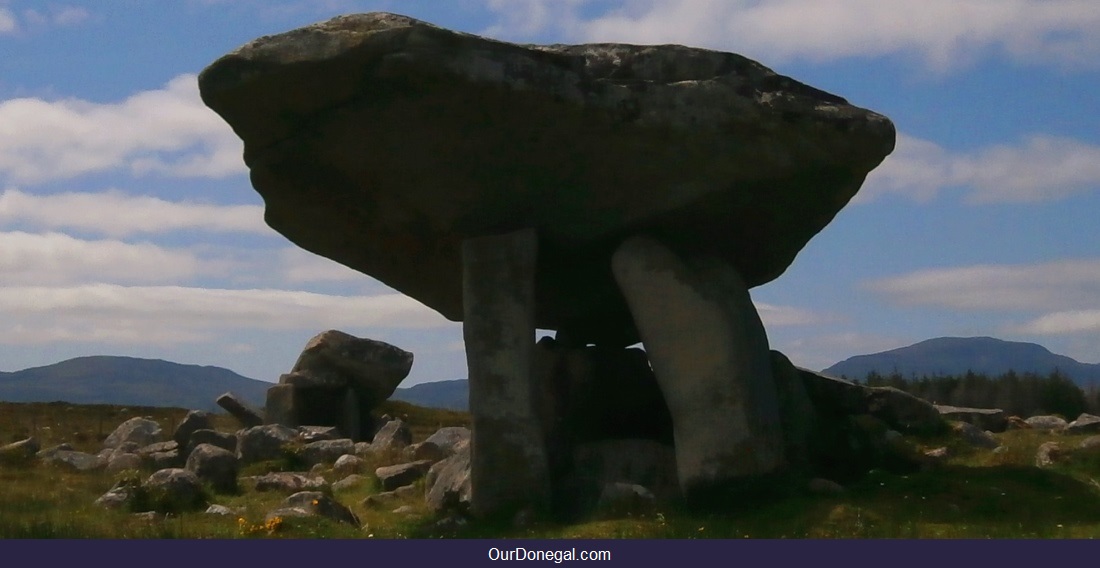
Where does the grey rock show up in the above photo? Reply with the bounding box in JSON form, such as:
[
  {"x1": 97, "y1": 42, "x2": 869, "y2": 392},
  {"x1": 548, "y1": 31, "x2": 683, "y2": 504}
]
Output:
[
  {"x1": 375, "y1": 460, "x2": 433, "y2": 491},
  {"x1": 1066, "y1": 413, "x2": 1100, "y2": 435},
  {"x1": 280, "y1": 491, "x2": 360, "y2": 526},
  {"x1": 137, "y1": 441, "x2": 178, "y2": 456},
  {"x1": 1026, "y1": 415, "x2": 1068, "y2": 431},
  {"x1": 369, "y1": 419, "x2": 412, "y2": 453},
  {"x1": 0, "y1": 437, "x2": 40, "y2": 464},
  {"x1": 217, "y1": 392, "x2": 264, "y2": 428},
  {"x1": 1079, "y1": 436, "x2": 1100, "y2": 451},
  {"x1": 289, "y1": 330, "x2": 413, "y2": 410},
  {"x1": 299, "y1": 438, "x2": 355, "y2": 467},
  {"x1": 197, "y1": 12, "x2": 895, "y2": 346},
  {"x1": 173, "y1": 410, "x2": 213, "y2": 448},
  {"x1": 332, "y1": 454, "x2": 364, "y2": 477},
  {"x1": 236, "y1": 424, "x2": 297, "y2": 464},
  {"x1": 106, "y1": 452, "x2": 144, "y2": 473},
  {"x1": 186, "y1": 429, "x2": 237, "y2": 457},
  {"x1": 47, "y1": 450, "x2": 107, "y2": 472},
  {"x1": 104, "y1": 417, "x2": 162, "y2": 450},
  {"x1": 951, "y1": 422, "x2": 1000, "y2": 450},
  {"x1": 331, "y1": 474, "x2": 367, "y2": 492},
  {"x1": 149, "y1": 449, "x2": 182, "y2": 470},
  {"x1": 391, "y1": 505, "x2": 417, "y2": 515},
  {"x1": 1036, "y1": 441, "x2": 1062, "y2": 467},
  {"x1": 425, "y1": 442, "x2": 472, "y2": 514},
  {"x1": 205, "y1": 504, "x2": 240, "y2": 516},
  {"x1": 143, "y1": 468, "x2": 206, "y2": 512},
  {"x1": 185, "y1": 443, "x2": 239, "y2": 493},
  {"x1": 297, "y1": 425, "x2": 344, "y2": 443},
  {"x1": 247, "y1": 471, "x2": 327, "y2": 493},
  {"x1": 935, "y1": 405, "x2": 1008, "y2": 433},
  {"x1": 35, "y1": 443, "x2": 73, "y2": 460}
]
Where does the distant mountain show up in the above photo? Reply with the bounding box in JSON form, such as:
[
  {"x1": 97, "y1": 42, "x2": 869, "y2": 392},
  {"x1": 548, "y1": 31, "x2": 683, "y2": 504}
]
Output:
[
  {"x1": 824, "y1": 337, "x2": 1100, "y2": 386},
  {"x1": 391, "y1": 379, "x2": 468, "y2": 411},
  {"x1": 0, "y1": 356, "x2": 269, "y2": 411}
]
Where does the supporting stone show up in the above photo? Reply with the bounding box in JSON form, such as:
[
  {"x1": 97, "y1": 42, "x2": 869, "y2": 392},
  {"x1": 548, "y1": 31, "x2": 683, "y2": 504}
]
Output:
[
  {"x1": 216, "y1": 392, "x2": 264, "y2": 428},
  {"x1": 264, "y1": 385, "x2": 298, "y2": 428},
  {"x1": 462, "y1": 228, "x2": 551, "y2": 519},
  {"x1": 610, "y1": 235, "x2": 785, "y2": 501}
]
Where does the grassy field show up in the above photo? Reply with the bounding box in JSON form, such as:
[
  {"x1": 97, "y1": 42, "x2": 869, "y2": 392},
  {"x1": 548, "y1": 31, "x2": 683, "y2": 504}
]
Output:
[{"x1": 2, "y1": 401, "x2": 1100, "y2": 539}]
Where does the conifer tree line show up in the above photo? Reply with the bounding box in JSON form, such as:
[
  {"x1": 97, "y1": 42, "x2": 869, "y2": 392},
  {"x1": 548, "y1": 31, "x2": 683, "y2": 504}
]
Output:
[{"x1": 849, "y1": 369, "x2": 1100, "y2": 419}]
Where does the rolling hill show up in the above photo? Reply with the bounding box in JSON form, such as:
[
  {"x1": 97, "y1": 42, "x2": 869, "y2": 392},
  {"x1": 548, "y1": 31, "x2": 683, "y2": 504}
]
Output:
[
  {"x1": 823, "y1": 337, "x2": 1100, "y2": 386},
  {"x1": 390, "y1": 379, "x2": 468, "y2": 411},
  {"x1": 0, "y1": 356, "x2": 270, "y2": 411}
]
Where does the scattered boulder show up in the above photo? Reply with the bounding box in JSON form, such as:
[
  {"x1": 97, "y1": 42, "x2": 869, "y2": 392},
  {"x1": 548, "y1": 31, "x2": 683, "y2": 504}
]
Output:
[
  {"x1": 205, "y1": 504, "x2": 240, "y2": 516},
  {"x1": 274, "y1": 491, "x2": 359, "y2": 527},
  {"x1": 217, "y1": 392, "x2": 264, "y2": 428},
  {"x1": 149, "y1": 449, "x2": 183, "y2": 470},
  {"x1": 298, "y1": 438, "x2": 355, "y2": 467},
  {"x1": 185, "y1": 444, "x2": 239, "y2": 493},
  {"x1": 173, "y1": 411, "x2": 213, "y2": 447},
  {"x1": 137, "y1": 441, "x2": 178, "y2": 456},
  {"x1": 1036, "y1": 441, "x2": 1063, "y2": 468},
  {"x1": 951, "y1": 422, "x2": 1000, "y2": 450},
  {"x1": 103, "y1": 417, "x2": 162, "y2": 450},
  {"x1": 375, "y1": 460, "x2": 433, "y2": 491},
  {"x1": 1026, "y1": 415, "x2": 1067, "y2": 432},
  {"x1": 107, "y1": 452, "x2": 144, "y2": 473},
  {"x1": 143, "y1": 468, "x2": 207, "y2": 512},
  {"x1": 332, "y1": 474, "x2": 367, "y2": 492},
  {"x1": 425, "y1": 443, "x2": 472, "y2": 514},
  {"x1": 46, "y1": 450, "x2": 107, "y2": 472},
  {"x1": 35, "y1": 443, "x2": 73, "y2": 461},
  {"x1": 187, "y1": 429, "x2": 237, "y2": 457},
  {"x1": 1066, "y1": 414, "x2": 1100, "y2": 435},
  {"x1": 246, "y1": 472, "x2": 327, "y2": 493},
  {"x1": 1006, "y1": 416, "x2": 1031, "y2": 430},
  {"x1": 236, "y1": 424, "x2": 297, "y2": 464},
  {"x1": 368, "y1": 419, "x2": 412, "y2": 453},
  {"x1": 1079, "y1": 436, "x2": 1100, "y2": 451},
  {"x1": 297, "y1": 426, "x2": 343, "y2": 443},
  {"x1": 0, "y1": 437, "x2": 40, "y2": 464},
  {"x1": 417, "y1": 427, "x2": 470, "y2": 460},
  {"x1": 935, "y1": 405, "x2": 1008, "y2": 433},
  {"x1": 95, "y1": 478, "x2": 139, "y2": 510},
  {"x1": 332, "y1": 454, "x2": 364, "y2": 478}
]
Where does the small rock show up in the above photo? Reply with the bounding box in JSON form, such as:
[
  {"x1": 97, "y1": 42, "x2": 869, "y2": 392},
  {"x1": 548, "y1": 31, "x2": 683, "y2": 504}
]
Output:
[
  {"x1": 299, "y1": 438, "x2": 355, "y2": 467},
  {"x1": 1036, "y1": 441, "x2": 1062, "y2": 468},
  {"x1": 375, "y1": 460, "x2": 433, "y2": 491},
  {"x1": 143, "y1": 468, "x2": 206, "y2": 512},
  {"x1": 392, "y1": 505, "x2": 417, "y2": 515},
  {"x1": 1026, "y1": 415, "x2": 1067, "y2": 432},
  {"x1": 173, "y1": 410, "x2": 213, "y2": 448},
  {"x1": 107, "y1": 452, "x2": 144, "y2": 473},
  {"x1": 104, "y1": 417, "x2": 162, "y2": 450},
  {"x1": 186, "y1": 429, "x2": 237, "y2": 457},
  {"x1": 185, "y1": 444, "x2": 239, "y2": 493},
  {"x1": 205, "y1": 504, "x2": 239, "y2": 516},
  {"x1": 247, "y1": 472, "x2": 327, "y2": 493},
  {"x1": 332, "y1": 454, "x2": 364, "y2": 477},
  {"x1": 952, "y1": 422, "x2": 1000, "y2": 449},
  {"x1": 1066, "y1": 413, "x2": 1100, "y2": 435},
  {"x1": 369, "y1": 419, "x2": 412, "y2": 453},
  {"x1": 0, "y1": 437, "x2": 40, "y2": 464},
  {"x1": 280, "y1": 491, "x2": 360, "y2": 526},
  {"x1": 332, "y1": 474, "x2": 366, "y2": 492}
]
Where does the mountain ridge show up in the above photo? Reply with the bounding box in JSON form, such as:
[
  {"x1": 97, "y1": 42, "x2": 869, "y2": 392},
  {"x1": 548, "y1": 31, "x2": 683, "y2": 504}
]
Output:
[{"x1": 823, "y1": 336, "x2": 1100, "y2": 386}]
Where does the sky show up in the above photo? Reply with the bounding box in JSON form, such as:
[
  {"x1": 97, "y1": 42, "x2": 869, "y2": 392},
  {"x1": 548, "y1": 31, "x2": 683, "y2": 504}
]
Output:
[{"x1": 1, "y1": 0, "x2": 1098, "y2": 386}]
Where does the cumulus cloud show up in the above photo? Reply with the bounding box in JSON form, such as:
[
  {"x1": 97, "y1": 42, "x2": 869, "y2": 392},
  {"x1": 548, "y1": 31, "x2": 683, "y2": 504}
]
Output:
[
  {"x1": 861, "y1": 134, "x2": 1100, "y2": 203},
  {"x1": 483, "y1": 0, "x2": 1100, "y2": 71},
  {"x1": 0, "y1": 231, "x2": 205, "y2": 285},
  {"x1": 865, "y1": 259, "x2": 1100, "y2": 311},
  {"x1": 0, "y1": 74, "x2": 246, "y2": 184},
  {"x1": 0, "y1": 284, "x2": 454, "y2": 345},
  {"x1": 22, "y1": 6, "x2": 90, "y2": 28},
  {"x1": 0, "y1": 188, "x2": 269, "y2": 237}
]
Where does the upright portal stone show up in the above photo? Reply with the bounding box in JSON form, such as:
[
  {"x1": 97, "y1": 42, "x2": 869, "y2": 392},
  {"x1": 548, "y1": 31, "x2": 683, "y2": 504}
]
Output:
[
  {"x1": 611, "y1": 235, "x2": 785, "y2": 498},
  {"x1": 462, "y1": 228, "x2": 551, "y2": 518}
]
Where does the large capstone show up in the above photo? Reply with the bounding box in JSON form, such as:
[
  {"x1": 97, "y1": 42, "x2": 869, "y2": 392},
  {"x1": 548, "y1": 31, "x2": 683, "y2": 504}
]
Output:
[{"x1": 198, "y1": 12, "x2": 895, "y2": 346}]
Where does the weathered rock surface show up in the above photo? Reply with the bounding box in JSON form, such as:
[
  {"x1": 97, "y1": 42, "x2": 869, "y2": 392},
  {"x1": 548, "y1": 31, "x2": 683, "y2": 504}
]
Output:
[
  {"x1": 46, "y1": 450, "x2": 107, "y2": 472},
  {"x1": 425, "y1": 441, "x2": 472, "y2": 514},
  {"x1": 198, "y1": 12, "x2": 895, "y2": 345},
  {"x1": 186, "y1": 429, "x2": 237, "y2": 456},
  {"x1": 299, "y1": 438, "x2": 355, "y2": 467},
  {"x1": 332, "y1": 454, "x2": 364, "y2": 477},
  {"x1": 173, "y1": 411, "x2": 213, "y2": 448},
  {"x1": 951, "y1": 422, "x2": 1000, "y2": 450},
  {"x1": 1066, "y1": 413, "x2": 1100, "y2": 435},
  {"x1": 236, "y1": 424, "x2": 297, "y2": 464},
  {"x1": 376, "y1": 460, "x2": 433, "y2": 491},
  {"x1": 143, "y1": 468, "x2": 207, "y2": 512},
  {"x1": 935, "y1": 405, "x2": 1007, "y2": 433},
  {"x1": 246, "y1": 471, "x2": 327, "y2": 493},
  {"x1": 1026, "y1": 415, "x2": 1068, "y2": 431},
  {"x1": 185, "y1": 444, "x2": 239, "y2": 493},
  {"x1": 368, "y1": 419, "x2": 412, "y2": 453},
  {"x1": 275, "y1": 491, "x2": 360, "y2": 527},
  {"x1": 104, "y1": 417, "x2": 162, "y2": 450},
  {"x1": 217, "y1": 392, "x2": 264, "y2": 428},
  {"x1": 1036, "y1": 441, "x2": 1063, "y2": 467},
  {"x1": 106, "y1": 452, "x2": 144, "y2": 473},
  {"x1": 288, "y1": 330, "x2": 413, "y2": 408},
  {"x1": 0, "y1": 437, "x2": 40, "y2": 464}
]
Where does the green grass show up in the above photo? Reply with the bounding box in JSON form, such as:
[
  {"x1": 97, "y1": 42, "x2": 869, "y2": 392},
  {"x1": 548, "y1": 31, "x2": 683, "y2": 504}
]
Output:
[{"x1": 4, "y1": 402, "x2": 1100, "y2": 538}]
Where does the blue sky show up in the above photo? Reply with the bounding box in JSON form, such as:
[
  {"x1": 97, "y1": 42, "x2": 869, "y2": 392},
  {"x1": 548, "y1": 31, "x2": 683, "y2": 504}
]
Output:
[{"x1": 1, "y1": 0, "x2": 1098, "y2": 386}]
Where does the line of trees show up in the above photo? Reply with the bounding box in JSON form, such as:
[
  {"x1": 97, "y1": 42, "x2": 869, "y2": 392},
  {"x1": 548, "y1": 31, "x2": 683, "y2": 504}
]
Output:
[{"x1": 849, "y1": 369, "x2": 1100, "y2": 419}]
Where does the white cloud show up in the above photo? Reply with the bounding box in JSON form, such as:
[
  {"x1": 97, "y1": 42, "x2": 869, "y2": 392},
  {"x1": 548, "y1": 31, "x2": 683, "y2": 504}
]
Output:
[
  {"x1": 279, "y1": 247, "x2": 367, "y2": 283},
  {"x1": 0, "y1": 231, "x2": 205, "y2": 285},
  {"x1": 860, "y1": 134, "x2": 1100, "y2": 203},
  {"x1": 0, "y1": 8, "x2": 16, "y2": 33},
  {"x1": 0, "y1": 284, "x2": 455, "y2": 345},
  {"x1": 1013, "y1": 310, "x2": 1100, "y2": 335},
  {"x1": 0, "y1": 74, "x2": 246, "y2": 184},
  {"x1": 865, "y1": 259, "x2": 1100, "y2": 311},
  {"x1": 754, "y1": 302, "x2": 832, "y2": 327},
  {"x1": 0, "y1": 188, "x2": 269, "y2": 237},
  {"x1": 484, "y1": 0, "x2": 1100, "y2": 71},
  {"x1": 51, "y1": 6, "x2": 89, "y2": 26}
]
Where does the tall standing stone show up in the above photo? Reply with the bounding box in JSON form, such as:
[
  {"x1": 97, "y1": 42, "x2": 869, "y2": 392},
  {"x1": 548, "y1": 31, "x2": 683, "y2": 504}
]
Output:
[
  {"x1": 611, "y1": 235, "x2": 785, "y2": 499},
  {"x1": 462, "y1": 228, "x2": 551, "y2": 518}
]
